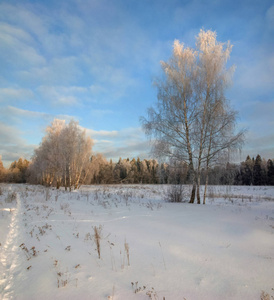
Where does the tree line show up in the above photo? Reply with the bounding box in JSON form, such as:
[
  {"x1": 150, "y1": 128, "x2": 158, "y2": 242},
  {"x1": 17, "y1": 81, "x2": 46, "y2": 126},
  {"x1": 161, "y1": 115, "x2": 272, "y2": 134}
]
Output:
[
  {"x1": 1, "y1": 150, "x2": 273, "y2": 187},
  {"x1": 0, "y1": 157, "x2": 30, "y2": 183}
]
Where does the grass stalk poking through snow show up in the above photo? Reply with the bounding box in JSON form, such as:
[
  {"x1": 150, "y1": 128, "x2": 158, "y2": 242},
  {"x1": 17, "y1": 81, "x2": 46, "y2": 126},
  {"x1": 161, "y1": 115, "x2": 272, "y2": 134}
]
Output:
[
  {"x1": 159, "y1": 242, "x2": 166, "y2": 270},
  {"x1": 93, "y1": 225, "x2": 102, "y2": 259},
  {"x1": 125, "y1": 240, "x2": 130, "y2": 266}
]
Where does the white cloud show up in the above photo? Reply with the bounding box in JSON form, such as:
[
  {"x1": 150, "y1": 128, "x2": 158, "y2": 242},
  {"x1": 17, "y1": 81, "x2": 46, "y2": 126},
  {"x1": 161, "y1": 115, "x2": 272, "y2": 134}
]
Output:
[
  {"x1": 37, "y1": 85, "x2": 88, "y2": 106},
  {"x1": 0, "y1": 121, "x2": 36, "y2": 167},
  {"x1": 0, "y1": 22, "x2": 46, "y2": 68},
  {"x1": 90, "y1": 109, "x2": 113, "y2": 117},
  {"x1": 1, "y1": 105, "x2": 77, "y2": 125},
  {"x1": 0, "y1": 105, "x2": 80, "y2": 166},
  {"x1": 84, "y1": 128, "x2": 118, "y2": 138},
  {"x1": 0, "y1": 22, "x2": 33, "y2": 43},
  {"x1": 89, "y1": 85, "x2": 107, "y2": 95},
  {"x1": 97, "y1": 140, "x2": 151, "y2": 162},
  {"x1": 0, "y1": 87, "x2": 34, "y2": 102},
  {"x1": 85, "y1": 61, "x2": 138, "y2": 102},
  {"x1": 85, "y1": 126, "x2": 150, "y2": 161},
  {"x1": 58, "y1": 96, "x2": 79, "y2": 105},
  {"x1": 18, "y1": 56, "x2": 82, "y2": 85},
  {"x1": 93, "y1": 139, "x2": 113, "y2": 144},
  {"x1": 85, "y1": 126, "x2": 145, "y2": 141},
  {"x1": 0, "y1": 2, "x2": 66, "y2": 57},
  {"x1": 2, "y1": 105, "x2": 48, "y2": 120}
]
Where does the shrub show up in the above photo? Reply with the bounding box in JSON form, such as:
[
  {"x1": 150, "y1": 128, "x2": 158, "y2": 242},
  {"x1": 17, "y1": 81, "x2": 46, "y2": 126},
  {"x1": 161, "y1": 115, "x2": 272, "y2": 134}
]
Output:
[{"x1": 165, "y1": 184, "x2": 188, "y2": 203}]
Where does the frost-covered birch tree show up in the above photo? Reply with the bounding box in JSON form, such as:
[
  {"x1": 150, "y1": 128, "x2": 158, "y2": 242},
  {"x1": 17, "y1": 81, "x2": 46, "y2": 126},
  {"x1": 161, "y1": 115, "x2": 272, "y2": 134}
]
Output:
[
  {"x1": 141, "y1": 29, "x2": 245, "y2": 204},
  {"x1": 29, "y1": 119, "x2": 93, "y2": 190}
]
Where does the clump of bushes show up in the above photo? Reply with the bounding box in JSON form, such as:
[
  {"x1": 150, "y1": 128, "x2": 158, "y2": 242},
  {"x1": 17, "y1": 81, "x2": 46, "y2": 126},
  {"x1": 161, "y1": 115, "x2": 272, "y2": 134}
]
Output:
[{"x1": 165, "y1": 184, "x2": 188, "y2": 203}]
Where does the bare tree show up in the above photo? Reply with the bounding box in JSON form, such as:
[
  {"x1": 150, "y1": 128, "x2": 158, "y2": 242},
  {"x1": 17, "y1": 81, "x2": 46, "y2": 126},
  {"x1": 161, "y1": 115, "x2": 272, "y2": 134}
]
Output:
[
  {"x1": 29, "y1": 119, "x2": 93, "y2": 190},
  {"x1": 193, "y1": 30, "x2": 245, "y2": 204},
  {"x1": 28, "y1": 119, "x2": 65, "y2": 186},
  {"x1": 141, "y1": 29, "x2": 245, "y2": 204},
  {"x1": 141, "y1": 39, "x2": 198, "y2": 201}
]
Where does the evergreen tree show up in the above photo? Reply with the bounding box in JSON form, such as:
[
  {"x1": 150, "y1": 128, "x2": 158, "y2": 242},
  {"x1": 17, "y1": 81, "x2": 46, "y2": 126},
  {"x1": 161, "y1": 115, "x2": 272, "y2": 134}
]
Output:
[
  {"x1": 136, "y1": 157, "x2": 142, "y2": 183},
  {"x1": 267, "y1": 159, "x2": 274, "y2": 185},
  {"x1": 241, "y1": 155, "x2": 254, "y2": 185},
  {"x1": 130, "y1": 158, "x2": 138, "y2": 183},
  {"x1": 253, "y1": 155, "x2": 263, "y2": 185},
  {"x1": 150, "y1": 159, "x2": 159, "y2": 184}
]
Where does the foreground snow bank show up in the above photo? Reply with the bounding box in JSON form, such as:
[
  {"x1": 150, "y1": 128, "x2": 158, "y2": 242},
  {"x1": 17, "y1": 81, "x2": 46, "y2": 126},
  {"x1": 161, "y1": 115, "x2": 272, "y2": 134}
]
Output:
[{"x1": 0, "y1": 184, "x2": 274, "y2": 300}]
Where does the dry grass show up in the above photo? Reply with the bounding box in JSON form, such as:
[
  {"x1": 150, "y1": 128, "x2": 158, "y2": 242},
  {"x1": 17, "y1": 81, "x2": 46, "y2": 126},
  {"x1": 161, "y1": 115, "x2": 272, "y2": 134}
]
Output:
[
  {"x1": 124, "y1": 240, "x2": 130, "y2": 266},
  {"x1": 57, "y1": 272, "x2": 68, "y2": 288},
  {"x1": 131, "y1": 282, "x2": 164, "y2": 300},
  {"x1": 260, "y1": 290, "x2": 274, "y2": 300},
  {"x1": 93, "y1": 225, "x2": 103, "y2": 259},
  {"x1": 19, "y1": 243, "x2": 38, "y2": 260}
]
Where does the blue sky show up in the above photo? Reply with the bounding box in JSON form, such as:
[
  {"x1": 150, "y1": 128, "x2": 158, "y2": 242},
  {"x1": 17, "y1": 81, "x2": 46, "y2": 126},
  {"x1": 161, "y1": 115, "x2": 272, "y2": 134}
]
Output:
[{"x1": 0, "y1": 0, "x2": 273, "y2": 167}]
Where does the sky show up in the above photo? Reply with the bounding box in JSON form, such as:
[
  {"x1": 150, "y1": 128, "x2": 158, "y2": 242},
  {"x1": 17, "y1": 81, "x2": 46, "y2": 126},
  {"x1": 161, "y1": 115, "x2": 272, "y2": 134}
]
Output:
[{"x1": 0, "y1": 0, "x2": 273, "y2": 167}]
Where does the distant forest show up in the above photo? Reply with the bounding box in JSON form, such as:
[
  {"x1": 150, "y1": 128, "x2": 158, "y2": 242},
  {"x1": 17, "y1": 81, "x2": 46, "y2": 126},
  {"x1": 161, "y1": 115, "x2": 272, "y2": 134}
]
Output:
[{"x1": 1, "y1": 154, "x2": 274, "y2": 186}]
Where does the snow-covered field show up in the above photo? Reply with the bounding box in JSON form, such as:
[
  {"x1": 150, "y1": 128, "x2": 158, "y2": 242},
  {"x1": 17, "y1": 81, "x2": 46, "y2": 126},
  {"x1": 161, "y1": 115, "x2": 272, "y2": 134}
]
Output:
[{"x1": 1, "y1": 184, "x2": 274, "y2": 300}]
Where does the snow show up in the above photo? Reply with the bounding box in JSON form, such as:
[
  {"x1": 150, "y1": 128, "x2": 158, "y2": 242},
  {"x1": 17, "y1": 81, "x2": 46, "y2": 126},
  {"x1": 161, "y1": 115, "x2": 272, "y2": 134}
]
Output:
[{"x1": 1, "y1": 184, "x2": 274, "y2": 300}]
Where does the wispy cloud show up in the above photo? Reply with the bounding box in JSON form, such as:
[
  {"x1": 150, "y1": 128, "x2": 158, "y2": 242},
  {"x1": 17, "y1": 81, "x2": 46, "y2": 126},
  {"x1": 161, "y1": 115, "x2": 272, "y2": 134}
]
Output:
[
  {"x1": 98, "y1": 140, "x2": 151, "y2": 162},
  {"x1": 0, "y1": 121, "x2": 36, "y2": 167},
  {"x1": 84, "y1": 128, "x2": 118, "y2": 138},
  {"x1": 0, "y1": 87, "x2": 34, "y2": 103},
  {"x1": 89, "y1": 109, "x2": 114, "y2": 118},
  {"x1": 0, "y1": 22, "x2": 46, "y2": 68},
  {"x1": 86, "y1": 126, "x2": 150, "y2": 161},
  {"x1": 0, "y1": 106, "x2": 77, "y2": 127},
  {"x1": 37, "y1": 85, "x2": 88, "y2": 106},
  {"x1": 0, "y1": 106, "x2": 80, "y2": 165},
  {"x1": 17, "y1": 56, "x2": 83, "y2": 85}
]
